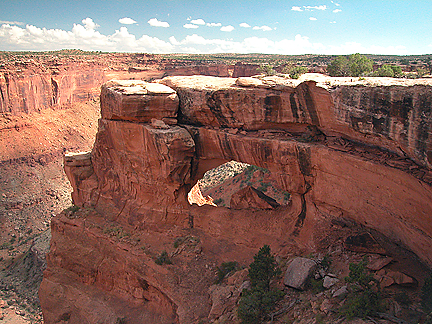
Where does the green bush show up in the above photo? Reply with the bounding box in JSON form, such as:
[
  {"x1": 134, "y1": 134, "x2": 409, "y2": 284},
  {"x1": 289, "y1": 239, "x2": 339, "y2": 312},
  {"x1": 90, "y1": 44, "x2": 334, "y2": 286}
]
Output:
[
  {"x1": 282, "y1": 64, "x2": 308, "y2": 79},
  {"x1": 345, "y1": 257, "x2": 373, "y2": 288},
  {"x1": 238, "y1": 245, "x2": 284, "y2": 324},
  {"x1": 340, "y1": 288, "x2": 381, "y2": 319},
  {"x1": 216, "y1": 261, "x2": 239, "y2": 283},
  {"x1": 257, "y1": 64, "x2": 276, "y2": 76},
  {"x1": 340, "y1": 257, "x2": 381, "y2": 320},
  {"x1": 155, "y1": 251, "x2": 172, "y2": 265},
  {"x1": 238, "y1": 287, "x2": 284, "y2": 324},
  {"x1": 327, "y1": 53, "x2": 373, "y2": 77},
  {"x1": 422, "y1": 273, "x2": 432, "y2": 314}
]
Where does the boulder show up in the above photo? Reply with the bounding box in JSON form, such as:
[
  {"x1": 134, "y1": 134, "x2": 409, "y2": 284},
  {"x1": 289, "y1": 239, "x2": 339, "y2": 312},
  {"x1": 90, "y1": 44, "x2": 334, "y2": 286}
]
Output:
[
  {"x1": 332, "y1": 285, "x2": 348, "y2": 298},
  {"x1": 284, "y1": 257, "x2": 317, "y2": 290},
  {"x1": 100, "y1": 80, "x2": 178, "y2": 122},
  {"x1": 323, "y1": 275, "x2": 339, "y2": 289}
]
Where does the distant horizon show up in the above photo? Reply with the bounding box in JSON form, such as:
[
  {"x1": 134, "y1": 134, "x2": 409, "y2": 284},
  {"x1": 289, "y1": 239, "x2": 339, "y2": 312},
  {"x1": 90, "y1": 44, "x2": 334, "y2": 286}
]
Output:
[
  {"x1": 2, "y1": 50, "x2": 432, "y2": 58},
  {"x1": 1, "y1": 1, "x2": 431, "y2": 55}
]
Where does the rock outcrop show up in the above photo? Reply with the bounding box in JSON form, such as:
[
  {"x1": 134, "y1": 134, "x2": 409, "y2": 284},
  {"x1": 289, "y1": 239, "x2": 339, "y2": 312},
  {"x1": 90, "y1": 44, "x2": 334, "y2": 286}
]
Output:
[
  {"x1": 40, "y1": 75, "x2": 432, "y2": 323},
  {"x1": 0, "y1": 54, "x2": 233, "y2": 116}
]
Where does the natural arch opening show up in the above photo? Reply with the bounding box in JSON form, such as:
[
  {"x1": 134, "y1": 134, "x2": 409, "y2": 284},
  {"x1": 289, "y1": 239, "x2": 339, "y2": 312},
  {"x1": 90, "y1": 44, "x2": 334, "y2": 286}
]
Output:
[{"x1": 188, "y1": 161, "x2": 291, "y2": 209}]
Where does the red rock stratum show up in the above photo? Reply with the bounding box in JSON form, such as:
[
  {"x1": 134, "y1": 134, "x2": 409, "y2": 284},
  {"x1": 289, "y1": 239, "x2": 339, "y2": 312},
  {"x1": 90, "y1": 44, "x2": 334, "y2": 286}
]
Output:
[{"x1": 40, "y1": 75, "x2": 432, "y2": 324}]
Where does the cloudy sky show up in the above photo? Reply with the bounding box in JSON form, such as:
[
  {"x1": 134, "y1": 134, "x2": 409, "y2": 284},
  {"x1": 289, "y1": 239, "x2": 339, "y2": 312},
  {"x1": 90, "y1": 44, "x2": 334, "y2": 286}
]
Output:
[{"x1": 0, "y1": 0, "x2": 431, "y2": 55}]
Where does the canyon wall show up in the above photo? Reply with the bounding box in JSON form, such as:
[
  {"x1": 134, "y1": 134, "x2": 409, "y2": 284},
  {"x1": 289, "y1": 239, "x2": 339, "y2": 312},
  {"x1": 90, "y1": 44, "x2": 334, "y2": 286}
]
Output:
[
  {"x1": 40, "y1": 75, "x2": 432, "y2": 324},
  {"x1": 0, "y1": 56, "x2": 233, "y2": 116}
]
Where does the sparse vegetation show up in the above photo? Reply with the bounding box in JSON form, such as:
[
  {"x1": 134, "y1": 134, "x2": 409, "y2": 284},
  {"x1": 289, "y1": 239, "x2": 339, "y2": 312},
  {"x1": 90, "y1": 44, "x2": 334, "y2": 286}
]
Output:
[
  {"x1": 282, "y1": 63, "x2": 308, "y2": 79},
  {"x1": 327, "y1": 53, "x2": 373, "y2": 77},
  {"x1": 238, "y1": 245, "x2": 284, "y2": 324},
  {"x1": 155, "y1": 251, "x2": 172, "y2": 265},
  {"x1": 421, "y1": 272, "x2": 432, "y2": 320},
  {"x1": 102, "y1": 226, "x2": 129, "y2": 239},
  {"x1": 339, "y1": 257, "x2": 381, "y2": 320},
  {"x1": 216, "y1": 261, "x2": 240, "y2": 283},
  {"x1": 257, "y1": 64, "x2": 276, "y2": 76}
]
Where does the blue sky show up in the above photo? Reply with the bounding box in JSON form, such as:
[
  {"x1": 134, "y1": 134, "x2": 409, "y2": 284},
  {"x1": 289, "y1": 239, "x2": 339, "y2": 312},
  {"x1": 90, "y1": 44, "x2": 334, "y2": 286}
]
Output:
[{"x1": 0, "y1": 0, "x2": 431, "y2": 55}]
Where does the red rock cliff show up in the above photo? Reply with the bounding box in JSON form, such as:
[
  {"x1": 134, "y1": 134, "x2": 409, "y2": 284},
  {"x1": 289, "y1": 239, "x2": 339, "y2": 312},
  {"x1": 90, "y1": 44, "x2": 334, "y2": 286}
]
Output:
[
  {"x1": 40, "y1": 75, "x2": 432, "y2": 324},
  {"x1": 0, "y1": 54, "x2": 232, "y2": 115}
]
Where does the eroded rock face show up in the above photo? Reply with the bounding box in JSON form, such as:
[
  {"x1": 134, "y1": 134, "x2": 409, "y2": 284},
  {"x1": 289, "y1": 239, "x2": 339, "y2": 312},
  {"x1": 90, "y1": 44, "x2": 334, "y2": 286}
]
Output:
[{"x1": 40, "y1": 75, "x2": 432, "y2": 323}]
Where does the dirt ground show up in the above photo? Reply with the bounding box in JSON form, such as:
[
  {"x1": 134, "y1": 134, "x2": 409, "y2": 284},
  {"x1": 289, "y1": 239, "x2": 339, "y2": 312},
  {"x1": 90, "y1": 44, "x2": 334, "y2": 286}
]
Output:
[{"x1": 0, "y1": 100, "x2": 100, "y2": 323}]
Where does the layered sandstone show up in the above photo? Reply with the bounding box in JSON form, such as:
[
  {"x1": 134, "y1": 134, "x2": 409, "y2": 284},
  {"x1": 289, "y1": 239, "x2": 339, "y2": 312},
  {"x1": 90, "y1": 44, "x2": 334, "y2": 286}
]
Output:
[
  {"x1": 0, "y1": 54, "x2": 232, "y2": 116},
  {"x1": 40, "y1": 75, "x2": 432, "y2": 324}
]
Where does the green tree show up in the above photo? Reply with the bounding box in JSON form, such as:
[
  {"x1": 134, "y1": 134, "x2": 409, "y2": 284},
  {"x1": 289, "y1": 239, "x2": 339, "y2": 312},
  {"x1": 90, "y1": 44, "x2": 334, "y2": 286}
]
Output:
[
  {"x1": 282, "y1": 63, "x2": 308, "y2": 79},
  {"x1": 348, "y1": 53, "x2": 373, "y2": 77},
  {"x1": 375, "y1": 64, "x2": 395, "y2": 77},
  {"x1": 417, "y1": 67, "x2": 428, "y2": 77},
  {"x1": 257, "y1": 64, "x2": 276, "y2": 76},
  {"x1": 390, "y1": 65, "x2": 403, "y2": 77},
  {"x1": 238, "y1": 245, "x2": 284, "y2": 324},
  {"x1": 248, "y1": 245, "x2": 280, "y2": 290},
  {"x1": 327, "y1": 53, "x2": 373, "y2": 77},
  {"x1": 327, "y1": 55, "x2": 350, "y2": 76},
  {"x1": 340, "y1": 258, "x2": 381, "y2": 320}
]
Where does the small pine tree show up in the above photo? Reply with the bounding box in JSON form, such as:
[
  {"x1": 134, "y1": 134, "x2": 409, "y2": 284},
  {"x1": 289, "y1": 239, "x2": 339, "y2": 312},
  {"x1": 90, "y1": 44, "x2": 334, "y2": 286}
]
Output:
[
  {"x1": 238, "y1": 245, "x2": 284, "y2": 324},
  {"x1": 248, "y1": 245, "x2": 280, "y2": 291}
]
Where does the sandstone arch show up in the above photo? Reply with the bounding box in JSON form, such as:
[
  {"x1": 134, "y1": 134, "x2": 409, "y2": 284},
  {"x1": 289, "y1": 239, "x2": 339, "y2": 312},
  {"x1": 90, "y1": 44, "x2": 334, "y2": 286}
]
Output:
[{"x1": 41, "y1": 75, "x2": 432, "y2": 323}]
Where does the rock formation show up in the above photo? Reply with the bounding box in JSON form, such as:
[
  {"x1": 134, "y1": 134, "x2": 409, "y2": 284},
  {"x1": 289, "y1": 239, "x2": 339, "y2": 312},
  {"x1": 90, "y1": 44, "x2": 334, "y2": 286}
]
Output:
[
  {"x1": 40, "y1": 75, "x2": 432, "y2": 323},
  {"x1": 0, "y1": 53, "x2": 235, "y2": 116}
]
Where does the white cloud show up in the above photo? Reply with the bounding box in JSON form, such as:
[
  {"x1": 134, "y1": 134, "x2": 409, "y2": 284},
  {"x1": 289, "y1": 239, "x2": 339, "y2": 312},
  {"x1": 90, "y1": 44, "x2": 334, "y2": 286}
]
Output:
[
  {"x1": 253, "y1": 25, "x2": 272, "y2": 31},
  {"x1": 169, "y1": 36, "x2": 180, "y2": 45},
  {"x1": 0, "y1": 18, "x2": 173, "y2": 52},
  {"x1": 0, "y1": 20, "x2": 24, "y2": 26},
  {"x1": 119, "y1": 17, "x2": 137, "y2": 25},
  {"x1": 183, "y1": 23, "x2": 199, "y2": 29},
  {"x1": 0, "y1": 18, "x2": 411, "y2": 56},
  {"x1": 309, "y1": 17, "x2": 317, "y2": 21},
  {"x1": 191, "y1": 18, "x2": 205, "y2": 25},
  {"x1": 331, "y1": 1, "x2": 341, "y2": 6},
  {"x1": 304, "y1": 5, "x2": 327, "y2": 11},
  {"x1": 291, "y1": 6, "x2": 303, "y2": 11},
  {"x1": 81, "y1": 17, "x2": 99, "y2": 30},
  {"x1": 148, "y1": 18, "x2": 169, "y2": 28},
  {"x1": 333, "y1": 9, "x2": 342, "y2": 13},
  {"x1": 220, "y1": 25, "x2": 234, "y2": 32},
  {"x1": 330, "y1": 21, "x2": 337, "y2": 24},
  {"x1": 207, "y1": 22, "x2": 222, "y2": 27},
  {"x1": 240, "y1": 23, "x2": 251, "y2": 28}
]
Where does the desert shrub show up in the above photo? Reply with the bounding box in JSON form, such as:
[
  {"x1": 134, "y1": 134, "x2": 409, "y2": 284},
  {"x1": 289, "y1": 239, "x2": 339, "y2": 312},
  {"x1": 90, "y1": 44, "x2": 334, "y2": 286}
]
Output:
[
  {"x1": 155, "y1": 251, "x2": 172, "y2": 265},
  {"x1": 103, "y1": 226, "x2": 129, "y2": 239},
  {"x1": 327, "y1": 53, "x2": 373, "y2": 77},
  {"x1": 422, "y1": 273, "x2": 432, "y2": 315},
  {"x1": 340, "y1": 288, "x2": 381, "y2": 319},
  {"x1": 257, "y1": 64, "x2": 276, "y2": 76},
  {"x1": 345, "y1": 257, "x2": 373, "y2": 287},
  {"x1": 238, "y1": 287, "x2": 284, "y2": 324},
  {"x1": 320, "y1": 254, "x2": 332, "y2": 270},
  {"x1": 374, "y1": 64, "x2": 395, "y2": 77},
  {"x1": 257, "y1": 182, "x2": 271, "y2": 192},
  {"x1": 214, "y1": 198, "x2": 224, "y2": 206},
  {"x1": 307, "y1": 277, "x2": 325, "y2": 294},
  {"x1": 282, "y1": 64, "x2": 308, "y2": 79},
  {"x1": 340, "y1": 257, "x2": 381, "y2": 319},
  {"x1": 216, "y1": 261, "x2": 239, "y2": 283},
  {"x1": 417, "y1": 67, "x2": 428, "y2": 77},
  {"x1": 238, "y1": 245, "x2": 284, "y2": 323},
  {"x1": 394, "y1": 291, "x2": 411, "y2": 306}
]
